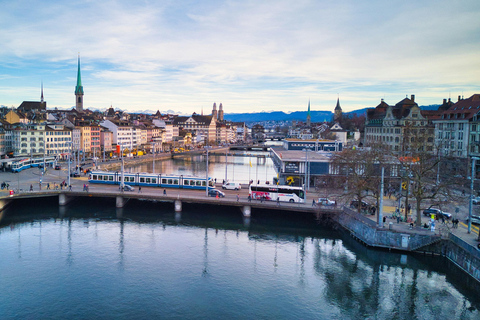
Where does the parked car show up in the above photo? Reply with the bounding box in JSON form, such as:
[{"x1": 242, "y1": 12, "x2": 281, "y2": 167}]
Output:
[
  {"x1": 222, "y1": 182, "x2": 241, "y2": 190},
  {"x1": 70, "y1": 172, "x2": 80, "y2": 177},
  {"x1": 467, "y1": 215, "x2": 480, "y2": 225},
  {"x1": 350, "y1": 200, "x2": 374, "y2": 211},
  {"x1": 55, "y1": 165, "x2": 61, "y2": 170},
  {"x1": 318, "y1": 197, "x2": 335, "y2": 206},
  {"x1": 423, "y1": 207, "x2": 452, "y2": 220},
  {"x1": 121, "y1": 185, "x2": 134, "y2": 192},
  {"x1": 208, "y1": 189, "x2": 225, "y2": 197}
]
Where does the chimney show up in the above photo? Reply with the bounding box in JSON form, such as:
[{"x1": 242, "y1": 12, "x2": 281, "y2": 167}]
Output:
[
  {"x1": 443, "y1": 99, "x2": 446, "y2": 104},
  {"x1": 410, "y1": 94, "x2": 415, "y2": 102}
]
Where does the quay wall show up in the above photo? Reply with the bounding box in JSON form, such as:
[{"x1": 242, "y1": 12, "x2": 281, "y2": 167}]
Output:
[{"x1": 337, "y1": 207, "x2": 480, "y2": 283}]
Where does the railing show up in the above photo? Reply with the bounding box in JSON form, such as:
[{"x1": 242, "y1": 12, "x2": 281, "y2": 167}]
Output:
[{"x1": 449, "y1": 233, "x2": 480, "y2": 260}]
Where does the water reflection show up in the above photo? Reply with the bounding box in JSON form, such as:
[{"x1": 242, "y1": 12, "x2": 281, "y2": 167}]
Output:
[
  {"x1": 127, "y1": 153, "x2": 277, "y2": 184},
  {"x1": 0, "y1": 199, "x2": 479, "y2": 319}
]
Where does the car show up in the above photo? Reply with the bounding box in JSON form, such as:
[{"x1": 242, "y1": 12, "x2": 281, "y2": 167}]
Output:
[
  {"x1": 121, "y1": 185, "x2": 134, "y2": 192},
  {"x1": 473, "y1": 197, "x2": 480, "y2": 205},
  {"x1": 423, "y1": 207, "x2": 452, "y2": 220},
  {"x1": 467, "y1": 215, "x2": 480, "y2": 225},
  {"x1": 222, "y1": 182, "x2": 241, "y2": 190},
  {"x1": 318, "y1": 197, "x2": 335, "y2": 206},
  {"x1": 423, "y1": 208, "x2": 442, "y2": 217},
  {"x1": 55, "y1": 165, "x2": 61, "y2": 170},
  {"x1": 70, "y1": 172, "x2": 80, "y2": 177},
  {"x1": 208, "y1": 189, "x2": 225, "y2": 197}
]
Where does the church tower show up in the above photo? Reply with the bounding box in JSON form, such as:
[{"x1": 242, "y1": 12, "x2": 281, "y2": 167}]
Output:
[
  {"x1": 75, "y1": 55, "x2": 84, "y2": 113},
  {"x1": 218, "y1": 103, "x2": 224, "y2": 122},
  {"x1": 41, "y1": 81, "x2": 44, "y2": 103},
  {"x1": 334, "y1": 97, "x2": 342, "y2": 122},
  {"x1": 212, "y1": 102, "x2": 217, "y2": 120},
  {"x1": 306, "y1": 99, "x2": 311, "y2": 126}
]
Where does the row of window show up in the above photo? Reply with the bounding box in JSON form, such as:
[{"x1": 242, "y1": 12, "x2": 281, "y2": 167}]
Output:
[{"x1": 91, "y1": 174, "x2": 207, "y2": 186}]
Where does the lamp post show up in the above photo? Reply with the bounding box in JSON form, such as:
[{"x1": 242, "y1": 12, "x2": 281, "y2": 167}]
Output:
[
  {"x1": 67, "y1": 142, "x2": 72, "y2": 188},
  {"x1": 152, "y1": 142, "x2": 155, "y2": 174},
  {"x1": 205, "y1": 148, "x2": 209, "y2": 197},
  {"x1": 468, "y1": 156, "x2": 480, "y2": 233}
]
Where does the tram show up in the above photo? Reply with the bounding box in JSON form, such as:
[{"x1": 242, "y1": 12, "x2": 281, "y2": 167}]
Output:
[
  {"x1": 11, "y1": 157, "x2": 56, "y2": 172},
  {"x1": 88, "y1": 171, "x2": 215, "y2": 190}
]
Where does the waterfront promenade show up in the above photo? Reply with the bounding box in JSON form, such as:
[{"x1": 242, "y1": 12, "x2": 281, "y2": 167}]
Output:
[{"x1": 1, "y1": 163, "x2": 479, "y2": 247}]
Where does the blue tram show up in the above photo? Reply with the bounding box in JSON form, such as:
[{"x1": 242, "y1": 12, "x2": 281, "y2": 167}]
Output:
[
  {"x1": 11, "y1": 156, "x2": 56, "y2": 172},
  {"x1": 88, "y1": 171, "x2": 214, "y2": 190}
]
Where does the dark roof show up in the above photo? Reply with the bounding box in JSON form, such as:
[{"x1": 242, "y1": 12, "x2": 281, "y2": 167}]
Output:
[
  {"x1": 18, "y1": 101, "x2": 46, "y2": 112},
  {"x1": 442, "y1": 94, "x2": 480, "y2": 120},
  {"x1": 394, "y1": 96, "x2": 417, "y2": 109}
]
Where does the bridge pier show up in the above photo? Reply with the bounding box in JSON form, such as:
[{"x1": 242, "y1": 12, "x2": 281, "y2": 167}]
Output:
[
  {"x1": 116, "y1": 196, "x2": 127, "y2": 208},
  {"x1": 59, "y1": 193, "x2": 72, "y2": 206},
  {"x1": 242, "y1": 205, "x2": 251, "y2": 217},
  {"x1": 174, "y1": 200, "x2": 182, "y2": 212},
  {"x1": 0, "y1": 199, "x2": 11, "y2": 212}
]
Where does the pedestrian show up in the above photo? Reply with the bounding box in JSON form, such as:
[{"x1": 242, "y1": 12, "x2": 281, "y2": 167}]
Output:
[
  {"x1": 397, "y1": 215, "x2": 400, "y2": 224},
  {"x1": 47, "y1": 183, "x2": 50, "y2": 190},
  {"x1": 312, "y1": 199, "x2": 316, "y2": 207},
  {"x1": 214, "y1": 178, "x2": 217, "y2": 184},
  {"x1": 163, "y1": 189, "x2": 167, "y2": 195},
  {"x1": 383, "y1": 216, "x2": 386, "y2": 224},
  {"x1": 236, "y1": 194, "x2": 239, "y2": 202},
  {"x1": 69, "y1": 184, "x2": 72, "y2": 191},
  {"x1": 139, "y1": 186, "x2": 142, "y2": 193},
  {"x1": 30, "y1": 184, "x2": 33, "y2": 192},
  {"x1": 277, "y1": 197, "x2": 280, "y2": 206},
  {"x1": 39, "y1": 182, "x2": 42, "y2": 190},
  {"x1": 248, "y1": 195, "x2": 251, "y2": 202}
]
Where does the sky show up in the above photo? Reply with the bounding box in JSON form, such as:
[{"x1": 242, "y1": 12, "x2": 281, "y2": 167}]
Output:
[{"x1": 0, "y1": 0, "x2": 479, "y2": 115}]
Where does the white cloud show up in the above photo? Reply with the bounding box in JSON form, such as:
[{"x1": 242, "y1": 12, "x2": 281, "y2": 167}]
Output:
[{"x1": 0, "y1": 0, "x2": 479, "y2": 113}]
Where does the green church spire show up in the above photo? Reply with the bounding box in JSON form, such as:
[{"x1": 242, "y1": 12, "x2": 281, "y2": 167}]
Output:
[{"x1": 75, "y1": 55, "x2": 84, "y2": 95}]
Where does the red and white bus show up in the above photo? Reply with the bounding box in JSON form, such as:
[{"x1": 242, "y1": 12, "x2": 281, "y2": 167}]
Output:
[{"x1": 249, "y1": 184, "x2": 305, "y2": 203}]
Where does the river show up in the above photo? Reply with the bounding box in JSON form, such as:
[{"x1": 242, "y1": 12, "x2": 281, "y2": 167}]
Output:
[{"x1": 0, "y1": 197, "x2": 479, "y2": 319}]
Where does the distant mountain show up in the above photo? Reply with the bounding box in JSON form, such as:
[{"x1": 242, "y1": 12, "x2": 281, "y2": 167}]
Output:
[
  {"x1": 224, "y1": 105, "x2": 439, "y2": 123},
  {"x1": 224, "y1": 111, "x2": 333, "y2": 123}
]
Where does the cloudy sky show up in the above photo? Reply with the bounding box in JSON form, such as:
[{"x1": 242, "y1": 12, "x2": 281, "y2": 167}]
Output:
[{"x1": 1, "y1": 0, "x2": 479, "y2": 114}]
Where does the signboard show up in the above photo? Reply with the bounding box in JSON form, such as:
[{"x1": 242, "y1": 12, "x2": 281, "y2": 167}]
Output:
[{"x1": 285, "y1": 162, "x2": 299, "y2": 173}]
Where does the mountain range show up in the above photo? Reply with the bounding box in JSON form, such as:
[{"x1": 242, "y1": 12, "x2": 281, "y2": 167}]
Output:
[{"x1": 1, "y1": 104, "x2": 441, "y2": 123}]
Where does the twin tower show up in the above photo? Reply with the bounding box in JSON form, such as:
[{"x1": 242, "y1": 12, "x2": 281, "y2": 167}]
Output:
[{"x1": 212, "y1": 102, "x2": 224, "y2": 122}]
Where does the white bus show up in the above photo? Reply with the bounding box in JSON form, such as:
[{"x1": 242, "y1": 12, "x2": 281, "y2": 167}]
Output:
[{"x1": 249, "y1": 184, "x2": 305, "y2": 203}]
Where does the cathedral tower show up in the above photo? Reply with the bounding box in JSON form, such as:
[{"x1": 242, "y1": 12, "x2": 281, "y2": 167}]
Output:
[
  {"x1": 75, "y1": 55, "x2": 84, "y2": 113},
  {"x1": 212, "y1": 102, "x2": 217, "y2": 120},
  {"x1": 218, "y1": 103, "x2": 224, "y2": 121}
]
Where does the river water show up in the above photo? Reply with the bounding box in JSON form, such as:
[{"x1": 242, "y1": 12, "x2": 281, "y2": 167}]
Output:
[
  {"x1": 128, "y1": 152, "x2": 278, "y2": 185},
  {"x1": 1, "y1": 197, "x2": 479, "y2": 319},
  {"x1": 1, "y1": 150, "x2": 480, "y2": 319}
]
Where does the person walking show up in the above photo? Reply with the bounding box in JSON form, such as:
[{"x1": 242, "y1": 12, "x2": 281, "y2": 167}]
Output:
[
  {"x1": 312, "y1": 199, "x2": 316, "y2": 207},
  {"x1": 30, "y1": 184, "x2": 33, "y2": 192},
  {"x1": 236, "y1": 194, "x2": 239, "y2": 202},
  {"x1": 69, "y1": 184, "x2": 72, "y2": 191},
  {"x1": 139, "y1": 186, "x2": 142, "y2": 193},
  {"x1": 163, "y1": 189, "x2": 167, "y2": 196}
]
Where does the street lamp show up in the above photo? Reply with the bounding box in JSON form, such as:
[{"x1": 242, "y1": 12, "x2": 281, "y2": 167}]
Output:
[
  {"x1": 152, "y1": 142, "x2": 155, "y2": 174},
  {"x1": 205, "y1": 148, "x2": 209, "y2": 197},
  {"x1": 468, "y1": 156, "x2": 480, "y2": 234}
]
